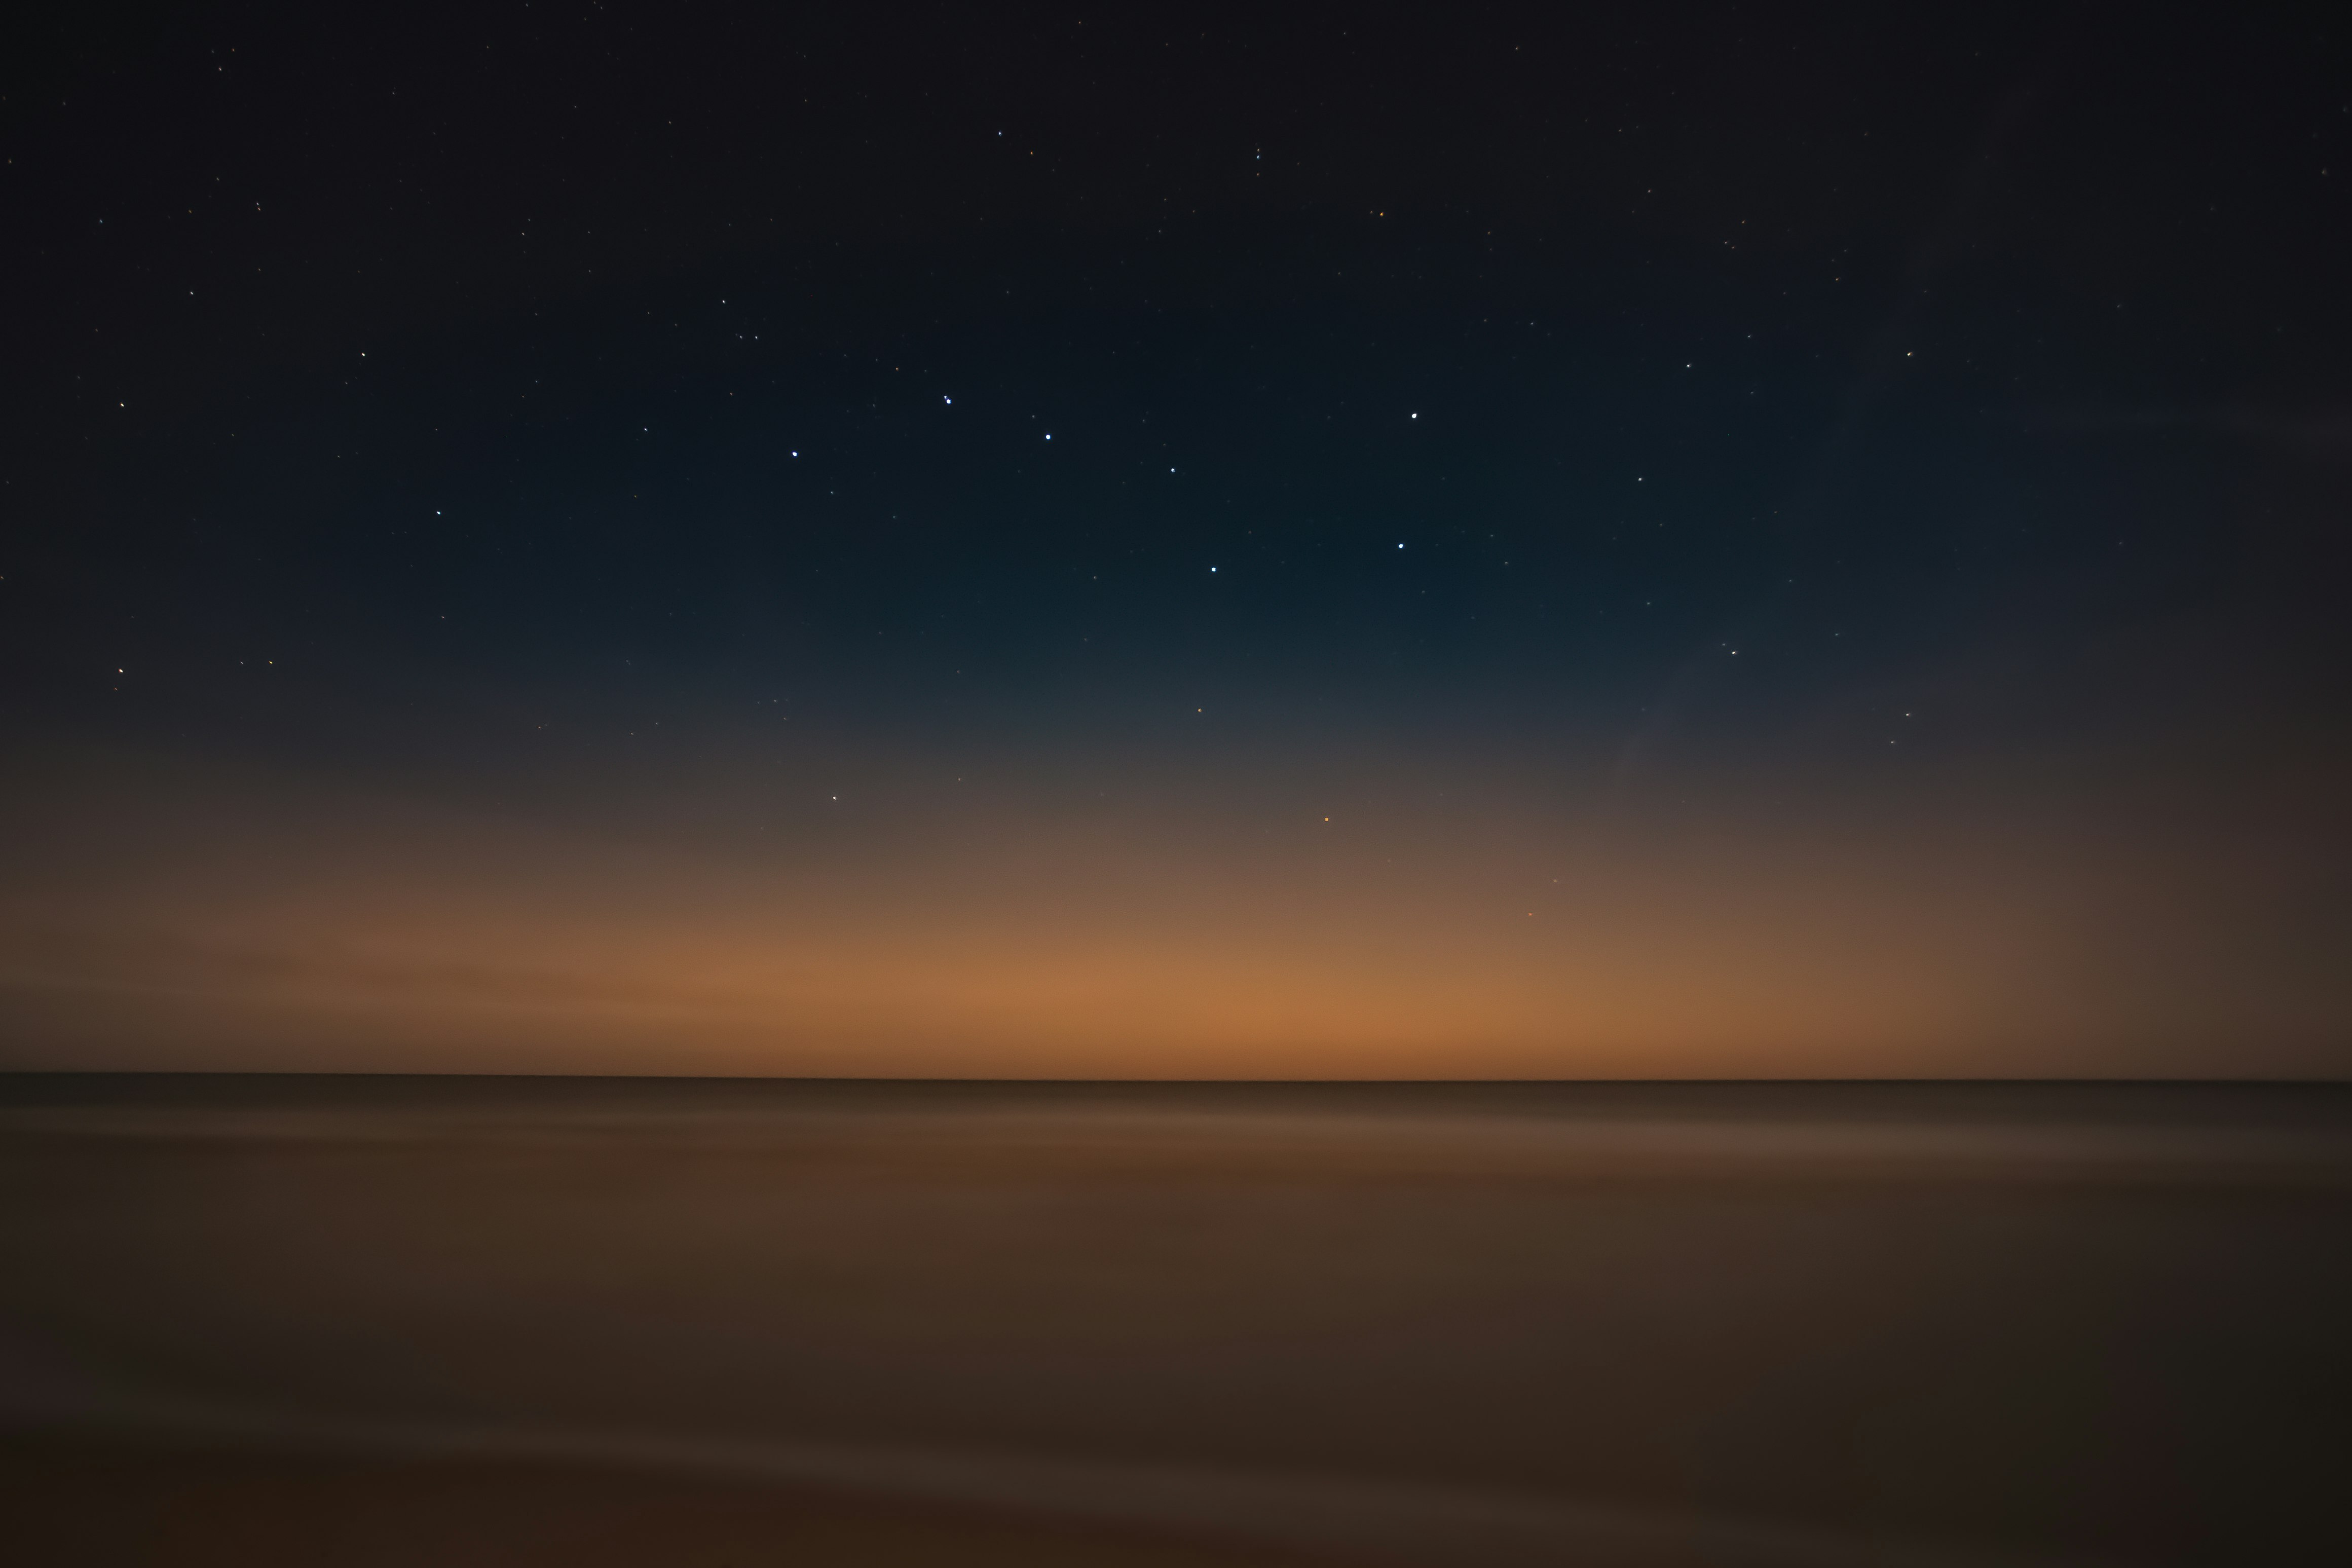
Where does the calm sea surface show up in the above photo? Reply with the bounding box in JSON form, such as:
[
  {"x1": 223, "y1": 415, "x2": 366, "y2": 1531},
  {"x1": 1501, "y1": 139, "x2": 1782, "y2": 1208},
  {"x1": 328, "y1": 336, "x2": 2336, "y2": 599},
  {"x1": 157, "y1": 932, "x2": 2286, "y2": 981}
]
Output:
[{"x1": 3, "y1": 1077, "x2": 2347, "y2": 1565}]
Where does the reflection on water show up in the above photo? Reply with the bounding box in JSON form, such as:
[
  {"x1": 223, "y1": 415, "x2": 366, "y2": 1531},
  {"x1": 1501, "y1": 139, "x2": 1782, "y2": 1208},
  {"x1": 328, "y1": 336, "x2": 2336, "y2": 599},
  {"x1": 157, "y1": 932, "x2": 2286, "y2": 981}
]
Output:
[{"x1": 3, "y1": 1078, "x2": 2348, "y2": 1565}]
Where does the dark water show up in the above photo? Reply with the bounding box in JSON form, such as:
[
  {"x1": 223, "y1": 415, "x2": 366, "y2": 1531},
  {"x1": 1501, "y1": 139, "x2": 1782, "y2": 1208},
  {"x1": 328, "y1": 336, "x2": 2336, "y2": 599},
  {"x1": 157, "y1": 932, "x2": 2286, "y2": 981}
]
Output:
[{"x1": 3, "y1": 1077, "x2": 2348, "y2": 1565}]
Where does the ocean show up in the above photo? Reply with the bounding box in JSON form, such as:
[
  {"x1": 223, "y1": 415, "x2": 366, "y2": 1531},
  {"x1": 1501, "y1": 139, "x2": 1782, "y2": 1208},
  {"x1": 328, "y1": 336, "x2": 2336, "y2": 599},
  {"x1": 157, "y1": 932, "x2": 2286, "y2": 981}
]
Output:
[{"x1": 4, "y1": 1076, "x2": 2347, "y2": 1565}]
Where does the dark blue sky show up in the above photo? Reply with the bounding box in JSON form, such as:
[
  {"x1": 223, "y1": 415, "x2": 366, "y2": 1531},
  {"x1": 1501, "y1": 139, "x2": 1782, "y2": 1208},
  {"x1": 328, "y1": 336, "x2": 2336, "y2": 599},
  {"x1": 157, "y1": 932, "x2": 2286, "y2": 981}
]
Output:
[{"x1": 4, "y1": 5, "x2": 2347, "y2": 1074}]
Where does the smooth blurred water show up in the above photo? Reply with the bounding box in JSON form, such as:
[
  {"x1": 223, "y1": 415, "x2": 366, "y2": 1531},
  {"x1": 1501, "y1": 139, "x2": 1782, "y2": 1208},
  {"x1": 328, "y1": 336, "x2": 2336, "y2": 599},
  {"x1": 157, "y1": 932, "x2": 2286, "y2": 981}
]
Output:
[{"x1": 3, "y1": 1077, "x2": 2347, "y2": 1565}]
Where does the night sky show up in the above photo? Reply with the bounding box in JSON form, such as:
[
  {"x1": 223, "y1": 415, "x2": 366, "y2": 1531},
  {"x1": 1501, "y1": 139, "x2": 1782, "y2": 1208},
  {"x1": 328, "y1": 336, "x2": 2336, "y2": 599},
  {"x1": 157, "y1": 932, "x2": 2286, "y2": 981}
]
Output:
[{"x1": 5, "y1": 6, "x2": 2348, "y2": 1075}]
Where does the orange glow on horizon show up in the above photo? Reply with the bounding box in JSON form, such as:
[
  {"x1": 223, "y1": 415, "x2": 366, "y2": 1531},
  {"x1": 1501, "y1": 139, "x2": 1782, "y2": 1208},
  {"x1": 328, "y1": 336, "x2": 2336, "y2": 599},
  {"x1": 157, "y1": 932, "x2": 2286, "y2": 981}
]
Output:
[{"x1": 2, "y1": 742, "x2": 2343, "y2": 1078}]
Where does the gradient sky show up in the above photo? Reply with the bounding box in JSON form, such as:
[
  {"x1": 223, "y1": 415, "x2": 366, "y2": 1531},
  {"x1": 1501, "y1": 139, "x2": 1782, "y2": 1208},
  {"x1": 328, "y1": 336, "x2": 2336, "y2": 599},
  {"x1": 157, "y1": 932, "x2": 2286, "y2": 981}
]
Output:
[{"x1": 4, "y1": 6, "x2": 2347, "y2": 1075}]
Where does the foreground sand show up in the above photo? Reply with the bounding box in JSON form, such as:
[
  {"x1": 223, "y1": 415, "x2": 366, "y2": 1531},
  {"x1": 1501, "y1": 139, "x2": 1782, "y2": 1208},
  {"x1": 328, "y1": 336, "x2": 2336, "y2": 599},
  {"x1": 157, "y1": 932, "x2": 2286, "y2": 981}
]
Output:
[{"x1": 3, "y1": 1078, "x2": 2348, "y2": 1565}]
